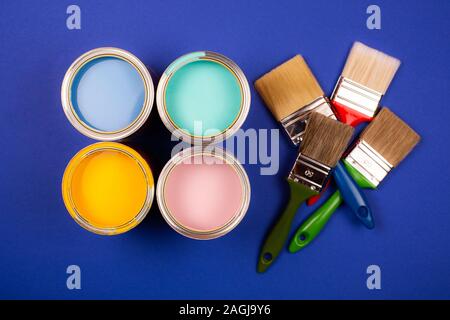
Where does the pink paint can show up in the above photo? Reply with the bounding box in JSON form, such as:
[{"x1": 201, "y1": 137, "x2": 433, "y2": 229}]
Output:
[{"x1": 156, "y1": 147, "x2": 251, "y2": 239}]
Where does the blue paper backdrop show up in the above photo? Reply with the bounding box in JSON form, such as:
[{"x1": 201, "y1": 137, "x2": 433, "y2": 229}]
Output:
[{"x1": 0, "y1": 0, "x2": 449, "y2": 299}]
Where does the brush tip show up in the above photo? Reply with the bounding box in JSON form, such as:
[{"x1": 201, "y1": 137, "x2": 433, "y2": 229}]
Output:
[
  {"x1": 360, "y1": 108, "x2": 420, "y2": 166},
  {"x1": 301, "y1": 113, "x2": 354, "y2": 167},
  {"x1": 255, "y1": 55, "x2": 324, "y2": 121},
  {"x1": 341, "y1": 42, "x2": 401, "y2": 94}
]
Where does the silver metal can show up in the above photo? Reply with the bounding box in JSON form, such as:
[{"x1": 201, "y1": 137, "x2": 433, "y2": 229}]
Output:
[
  {"x1": 62, "y1": 142, "x2": 155, "y2": 235},
  {"x1": 156, "y1": 147, "x2": 251, "y2": 240},
  {"x1": 61, "y1": 47, "x2": 154, "y2": 141},
  {"x1": 156, "y1": 51, "x2": 251, "y2": 145}
]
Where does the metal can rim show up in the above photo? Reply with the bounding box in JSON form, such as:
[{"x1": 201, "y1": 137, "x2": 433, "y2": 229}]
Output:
[
  {"x1": 61, "y1": 47, "x2": 154, "y2": 141},
  {"x1": 156, "y1": 147, "x2": 251, "y2": 240},
  {"x1": 61, "y1": 142, "x2": 155, "y2": 235}
]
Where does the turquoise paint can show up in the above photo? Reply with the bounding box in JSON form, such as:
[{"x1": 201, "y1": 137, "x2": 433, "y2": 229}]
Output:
[
  {"x1": 61, "y1": 47, "x2": 154, "y2": 141},
  {"x1": 156, "y1": 51, "x2": 250, "y2": 144}
]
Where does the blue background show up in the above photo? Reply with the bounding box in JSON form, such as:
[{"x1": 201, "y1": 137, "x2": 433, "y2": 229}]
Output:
[{"x1": 0, "y1": 0, "x2": 449, "y2": 299}]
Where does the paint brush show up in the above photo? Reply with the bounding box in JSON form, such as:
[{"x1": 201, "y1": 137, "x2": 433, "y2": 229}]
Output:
[
  {"x1": 255, "y1": 55, "x2": 336, "y2": 145},
  {"x1": 258, "y1": 113, "x2": 353, "y2": 272},
  {"x1": 307, "y1": 41, "x2": 401, "y2": 216},
  {"x1": 289, "y1": 108, "x2": 420, "y2": 252},
  {"x1": 331, "y1": 41, "x2": 401, "y2": 126},
  {"x1": 255, "y1": 55, "x2": 372, "y2": 227}
]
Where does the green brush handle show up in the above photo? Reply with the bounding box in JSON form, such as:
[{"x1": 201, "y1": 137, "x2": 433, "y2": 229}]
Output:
[
  {"x1": 342, "y1": 160, "x2": 377, "y2": 189},
  {"x1": 288, "y1": 161, "x2": 377, "y2": 253},
  {"x1": 289, "y1": 190, "x2": 343, "y2": 253},
  {"x1": 257, "y1": 180, "x2": 317, "y2": 273}
]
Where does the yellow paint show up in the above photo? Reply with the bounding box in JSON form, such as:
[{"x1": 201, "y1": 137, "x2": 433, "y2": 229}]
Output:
[{"x1": 62, "y1": 142, "x2": 154, "y2": 235}]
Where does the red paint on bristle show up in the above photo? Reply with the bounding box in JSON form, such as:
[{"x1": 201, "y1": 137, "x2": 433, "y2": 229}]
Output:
[{"x1": 306, "y1": 99, "x2": 374, "y2": 206}]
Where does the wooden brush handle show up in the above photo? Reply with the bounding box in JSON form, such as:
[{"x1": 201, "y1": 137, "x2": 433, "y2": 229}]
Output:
[{"x1": 257, "y1": 180, "x2": 316, "y2": 273}]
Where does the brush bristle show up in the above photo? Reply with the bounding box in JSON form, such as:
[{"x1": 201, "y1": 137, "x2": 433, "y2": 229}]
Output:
[
  {"x1": 301, "y1": 113, "x2": 354, "y2": 167},
  {"x1": 254, "y1": 55, "x2": 324, "y2": 121},
  {"x1": 341, "y1": 42, "x2": 401, "y2": 94},
  {"x1": 360, "y1": 108, "x2": 420, "y2": 166}
]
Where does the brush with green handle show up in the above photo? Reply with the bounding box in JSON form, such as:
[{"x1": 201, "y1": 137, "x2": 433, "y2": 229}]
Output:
[
  {"x1": 289, "y1": 108, "x2": 421, "y2": 253},
  {"x1": 258, "y1": 113, "x2": 354, "y2": 273},
  {"x1": 289, "y1": 161, "x2": 376, "y2": 252}
]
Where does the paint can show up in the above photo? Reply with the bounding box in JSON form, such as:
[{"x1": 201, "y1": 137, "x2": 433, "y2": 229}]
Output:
[
  {"x1": 62, "y1": 142, "x2": 154, "y2": 235},
  {"x1": 61, "y1": 47, "x2": 154, "y2": 141},
  {"x1": 156, "y1": 51, "x2": 250, "y2": 145},
  {"x1": 156, "y1": 147, "x2": 251, "y2": 239}
]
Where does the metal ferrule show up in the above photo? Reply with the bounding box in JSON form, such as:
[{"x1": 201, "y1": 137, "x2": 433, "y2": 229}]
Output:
[
  {"x1": 331, "y1": 76, "x2": 382, "y2": 118},
  {"x1": 280, "y1": 96, "x2": 336, "y2": 146},
  {"x1": 344, "y1": 140, "x2": 393, "y2": 187},
  {"x1": 288, "y1": 153, "x2": 331, "y2": 192}
]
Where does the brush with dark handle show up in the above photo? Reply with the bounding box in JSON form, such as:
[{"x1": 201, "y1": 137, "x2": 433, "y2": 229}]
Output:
[
  {"x1": 257, "y1": 113, "x2": 354, "y2": 272},
  {"x1": 257, "y1": 180, "x2": 317, "y2": 273},
  {"x1": 333, "y1": 161, "x2": 374, "y2": 229}
]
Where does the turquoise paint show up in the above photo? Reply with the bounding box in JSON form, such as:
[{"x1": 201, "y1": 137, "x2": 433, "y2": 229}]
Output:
[
  {"x1": 71, "y1": 57, "x2": 145, "y2": 132},
  {"x1": 165, "y1": 60, "x2": 242, "y2": 136},
  {"x1": 164, "y1": 52, "x2": 205, "y2": 75}
]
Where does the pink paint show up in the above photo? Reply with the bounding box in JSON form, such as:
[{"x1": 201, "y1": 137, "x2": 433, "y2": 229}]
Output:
[{"x1": 163, "y1": 155, "x2": 244, "y2": 231}]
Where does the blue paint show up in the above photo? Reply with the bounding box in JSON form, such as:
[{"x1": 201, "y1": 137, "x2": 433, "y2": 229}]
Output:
[{"x1": 71, "y1": 57, "x2": 145, "y2": 132}]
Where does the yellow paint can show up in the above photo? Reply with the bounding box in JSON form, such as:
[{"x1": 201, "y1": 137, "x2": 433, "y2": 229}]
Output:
[{"x1": 62, "y1": 142, "x2": 154, "y2": 235}]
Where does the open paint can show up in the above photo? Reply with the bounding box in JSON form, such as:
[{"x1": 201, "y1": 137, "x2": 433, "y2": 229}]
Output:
[
  {"x1": 62, "y1": 142, "x2": 154, "y2": 235},
  {"x1": 61, "y1": 47, "x2": 154, "y2": 141},
  {"x1": 156, "y1": 147, "x2": 251, "y2": 239},
  {"x1": 156, "y1": 51, "x2": 251, "y2": 145}
]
